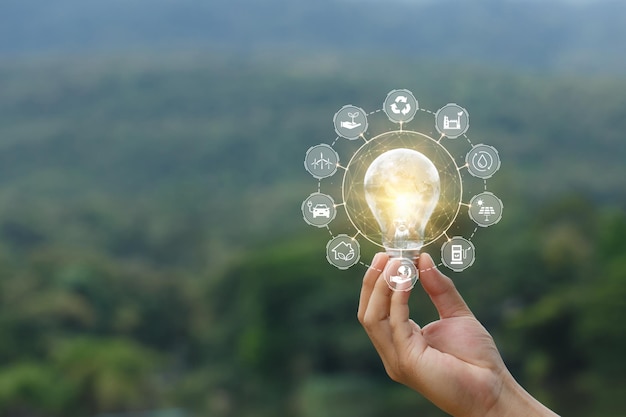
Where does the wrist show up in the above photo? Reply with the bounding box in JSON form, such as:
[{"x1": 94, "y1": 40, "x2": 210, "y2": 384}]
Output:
[{"x1": 485, "y1": 371, "x2": 560, "y2": 417}]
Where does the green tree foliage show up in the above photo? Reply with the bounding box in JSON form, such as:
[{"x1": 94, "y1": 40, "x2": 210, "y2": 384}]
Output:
[
  {"x1": 53, "y1": 337, "x2": 161, "y2": 414},
  {"x1": 0, "y1": 362, "x2": 72, "y2": 416},
  {"x1": 504, "y1": 201, "x2": 626, "y2": 416}
]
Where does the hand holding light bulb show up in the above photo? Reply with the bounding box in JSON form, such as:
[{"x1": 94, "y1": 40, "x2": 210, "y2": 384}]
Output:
[{"x1": 358, "y1": 252, "x2": 561, "y2": 417}]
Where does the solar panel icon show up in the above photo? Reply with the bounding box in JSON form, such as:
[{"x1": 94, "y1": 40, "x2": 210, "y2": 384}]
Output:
[
  {"x1": 469, "y1": 192, "x2": 503, "y2": 227},
  {"x1": 478, "y1": 205, "x2": 496, "y2": 221}
]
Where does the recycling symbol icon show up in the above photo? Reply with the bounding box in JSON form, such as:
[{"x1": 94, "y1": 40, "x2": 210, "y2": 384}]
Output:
[
  {"x1": 390, "y1": 95, "x2": 412, "y2": 115},
  {"x1": 383, "y1": 89, "x2": 418, "y2": 124}
]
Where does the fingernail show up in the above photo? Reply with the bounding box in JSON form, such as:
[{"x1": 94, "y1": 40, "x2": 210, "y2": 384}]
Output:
[{"x1": 418, "y1": 252, "x2": 431, "y2": 269}]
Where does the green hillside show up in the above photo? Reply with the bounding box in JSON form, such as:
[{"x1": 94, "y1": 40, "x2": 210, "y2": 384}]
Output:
[
  {"x1": 1, "y1": 54, "x2": 625, "y2": 251},
  {"x1": 0, "y1": 53, "x2": 625, "y2": 416}
]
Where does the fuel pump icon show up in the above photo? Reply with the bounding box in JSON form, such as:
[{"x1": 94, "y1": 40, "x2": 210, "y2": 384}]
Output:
[
  {"x1": 450, "y1": 244, "x2": 464, "y2": 265},
  {"x1": 441, "y1": 237, "x2": 475, "y2": 272}
]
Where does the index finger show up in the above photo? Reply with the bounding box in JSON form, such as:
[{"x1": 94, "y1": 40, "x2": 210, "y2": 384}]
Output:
[
  {"x1": 418, "y1": 253, "x2": 473, "y2": 319},
  {"x1": 357, "y1": 252, "x2": 388, "y2": 322}
]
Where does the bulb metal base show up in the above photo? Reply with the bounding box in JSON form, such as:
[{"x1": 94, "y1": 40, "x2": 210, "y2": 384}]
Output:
[{"x1": 385, "y1": 248, "x2": 420, "y2": 265}]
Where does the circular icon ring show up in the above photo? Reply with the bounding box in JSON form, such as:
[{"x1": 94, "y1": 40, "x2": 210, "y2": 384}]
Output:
[
  {"x1": 326, "y1": 235, "x2": 361, "y2": 269},
  {"x1": 383, "y1": 257, "x2": 419, "y2": 291},
  {"x1": 435, "y1": 103, "x2": 469, "y2": 139},
  {"x1": 305, "y1": 144, "x2": 340, "y2": 179},
  {"x1": 468, "y1": 192, "x2": 503, "y2": 227},
  {"x1": 441, "y1": 237, "x2": 476, "y2": 272},
  {"x1": 302, "y1": 193, "x2": 336, "y2": 228},
  {"x1": 333, "y1": 105, "x2": 368, "y2": 140},
  {"x1": 466, "y1": 144, "x2": 501, "y2": 179},
  {"x1": 383, "y1": 89, "x2": 419, "y2": 124}
]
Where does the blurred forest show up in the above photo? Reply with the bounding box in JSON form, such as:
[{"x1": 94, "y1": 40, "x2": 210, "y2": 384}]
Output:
[{"x1": 0, "y1": 1, "x2": 626, "y2": 416}]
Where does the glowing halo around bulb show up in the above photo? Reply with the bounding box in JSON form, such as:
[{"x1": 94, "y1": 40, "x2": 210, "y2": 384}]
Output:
[
  {"x1": 302, "y1": 89, "x2": 503, "y2": 291},
  {"x1": 342, "y1": 130, "x2": 462, "y2": 254}
]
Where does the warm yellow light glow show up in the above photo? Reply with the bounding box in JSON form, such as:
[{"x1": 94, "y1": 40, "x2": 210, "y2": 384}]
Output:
[
  {"x1": 394, "y1": 194, "x2": 411, "y2": 217},
  {"x1": 364, "y1": 148, "x2": 440, "y2": 256}
]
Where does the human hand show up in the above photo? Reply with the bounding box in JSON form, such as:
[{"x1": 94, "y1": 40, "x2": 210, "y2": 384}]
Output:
[{"x1": 358, "y1": 252, "x2": 559, "y2": 417}]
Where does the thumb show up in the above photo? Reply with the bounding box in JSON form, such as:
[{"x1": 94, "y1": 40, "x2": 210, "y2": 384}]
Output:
[{"x1": 418, "y1": 253, "x2": 473, "y2": 319}]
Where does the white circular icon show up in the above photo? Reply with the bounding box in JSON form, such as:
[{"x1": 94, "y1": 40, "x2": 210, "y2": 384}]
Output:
[
  {"x1": 302, "y1": 193, "x2": 336, "y2": 228},
  {"x1": 326, "y1": 235, "x2": 361, "y2": 269},
  {"x1": 441, "y1": 237, "x2": 476, "y2": 272},
  {"x1": 468, "y1": 192, "x2": 503, "y2": 227},
  {"x1": 435, "y1": 103, "x2": 469, "y2": 139},
  {"x1": 383, "y1": 257, "x2": 419, "y2": 291},
  {"x1": 466, "y1": 144, "x2": 501, "y2": 179},
  {"x1": 304, "y1": 144, "x2": 340, "y2": 179},
  {"x1": 333, "y1": 105, "x2": 368, "y2": 140},
  {"x1": 383, "y1": 89, "x2": 418, "y2": 124}
]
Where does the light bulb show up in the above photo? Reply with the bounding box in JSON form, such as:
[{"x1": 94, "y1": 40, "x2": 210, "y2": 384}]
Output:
[{"x1": 364, "y1": 148, "x2": 440, "y2": 271}]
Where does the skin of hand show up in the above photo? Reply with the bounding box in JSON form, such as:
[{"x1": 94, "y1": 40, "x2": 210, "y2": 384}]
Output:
[{"x1": 357, "y1": 252, "x2": 559, "y2": 417}]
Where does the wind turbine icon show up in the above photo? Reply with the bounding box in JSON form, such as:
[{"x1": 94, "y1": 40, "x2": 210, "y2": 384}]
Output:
[{"x1": 311, "y1": 152, "x2": 334, "y2": 170}]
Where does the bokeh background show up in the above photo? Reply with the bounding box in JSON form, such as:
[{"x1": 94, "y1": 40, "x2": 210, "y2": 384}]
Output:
[{"x1": 0, "y1": 0, "x2": 625, "y2": 416}]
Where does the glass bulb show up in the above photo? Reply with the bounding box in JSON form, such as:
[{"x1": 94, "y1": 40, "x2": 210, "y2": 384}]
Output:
[{"x1": 364, "y1": 148, "x2": 440, "y2": 262}]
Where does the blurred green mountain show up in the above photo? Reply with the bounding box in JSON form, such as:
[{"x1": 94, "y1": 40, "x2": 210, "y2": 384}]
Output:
[{"x1": 0, "y1": 54, "x2": 625, "y2": 262}]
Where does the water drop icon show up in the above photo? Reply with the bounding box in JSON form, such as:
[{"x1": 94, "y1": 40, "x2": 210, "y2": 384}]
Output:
[
  {"x1": 466, "y1": 145, "x2": 500, "y2": 179},
  {"x1": 477, "y1": 153, "x2": 489, "y2": 169}
]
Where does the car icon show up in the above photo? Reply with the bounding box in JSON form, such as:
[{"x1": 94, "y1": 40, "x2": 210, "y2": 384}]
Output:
[{"x1": 312, "y1": 204, "x2": 331, "y2": 218}]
